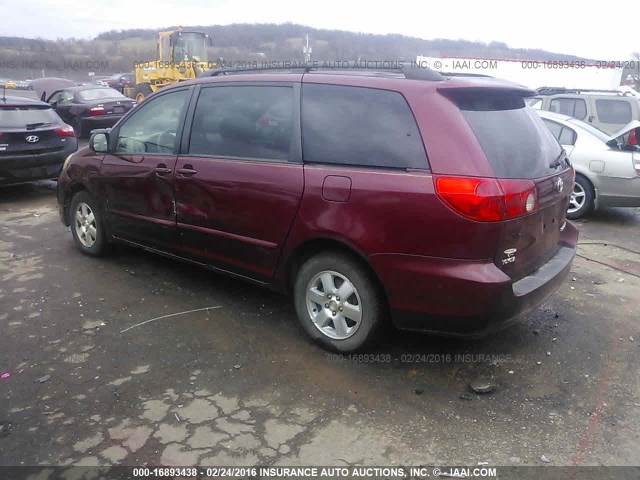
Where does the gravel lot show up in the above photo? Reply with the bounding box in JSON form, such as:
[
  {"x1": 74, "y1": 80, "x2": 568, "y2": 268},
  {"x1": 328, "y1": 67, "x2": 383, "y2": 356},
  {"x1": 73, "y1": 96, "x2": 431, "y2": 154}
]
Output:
[{"x1": 1, "y1": 180, "x2": 639, "y2": 469}]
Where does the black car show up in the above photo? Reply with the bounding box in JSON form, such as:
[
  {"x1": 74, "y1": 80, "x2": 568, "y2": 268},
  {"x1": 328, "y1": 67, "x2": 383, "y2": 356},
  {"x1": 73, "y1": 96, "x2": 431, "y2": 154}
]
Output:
[
  {"x1": 0, "y1": 95, "x2": 78, "y2": 185},
  {"x1": 104, "y1": 73, "x2": 135, "y2": 92},
  {"x1": 45, "y1": 86, "x2": 136, "y2": 138}
]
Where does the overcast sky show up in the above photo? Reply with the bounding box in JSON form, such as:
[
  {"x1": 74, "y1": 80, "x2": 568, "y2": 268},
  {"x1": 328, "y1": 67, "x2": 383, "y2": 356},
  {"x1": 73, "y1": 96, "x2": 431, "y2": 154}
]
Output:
[{"x1": 4, "y1": 0, "x2": 636, "y2": 60}]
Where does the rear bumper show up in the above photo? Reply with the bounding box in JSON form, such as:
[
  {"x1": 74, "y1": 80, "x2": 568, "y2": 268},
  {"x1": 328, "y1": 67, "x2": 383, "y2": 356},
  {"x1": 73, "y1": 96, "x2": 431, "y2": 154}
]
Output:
[
  {"x1": 80, "y1": 115, "x2": 123, "y2": 133},
  {"x1": 369, "y1": 222, "x2": 579, "y2": 336},
  {"x1": 0, "y1": 145, "x2": 76, "y2": 185}
]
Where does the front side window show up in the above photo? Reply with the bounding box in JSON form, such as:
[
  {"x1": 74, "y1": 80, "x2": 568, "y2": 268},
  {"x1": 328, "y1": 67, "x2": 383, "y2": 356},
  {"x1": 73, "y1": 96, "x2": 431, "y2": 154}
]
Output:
[
  {"x1": 188, "y1": 86, "x2": 294, "y2": 161},
  {"x1": 595, "y1": 99, "x2": 632, "y2": 124},
  {"x1": 116, "y1": 89, "x2": 190, "y2": 154},
  {"x1": 301, "y1": 84, "x2": 428, "y2": 169},
  {"x1": 59, "y1": 91, "x2": 74, "y2": 104}
]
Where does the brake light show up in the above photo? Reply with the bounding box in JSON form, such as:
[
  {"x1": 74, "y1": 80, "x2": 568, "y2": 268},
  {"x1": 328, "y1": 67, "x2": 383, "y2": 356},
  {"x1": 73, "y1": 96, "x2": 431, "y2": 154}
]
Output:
[
  {"x1": 54, "y1": 124, "x2": 75, "y2": 137},
  {"x1": 434, "y1": 176, "x2": 537, "y2": 222},
  {"x1": 629, "y1": 129, "x2": 637, "y2": 146},
  {"x1": 89, "y1": 106, "x2": 105, "y2": 116}
]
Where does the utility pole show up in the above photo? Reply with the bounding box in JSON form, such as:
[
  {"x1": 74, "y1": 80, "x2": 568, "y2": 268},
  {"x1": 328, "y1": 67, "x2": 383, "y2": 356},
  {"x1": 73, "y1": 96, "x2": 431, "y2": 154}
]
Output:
[{"x1": 303, "y1": 34, "x2": 312, "y2": 63}]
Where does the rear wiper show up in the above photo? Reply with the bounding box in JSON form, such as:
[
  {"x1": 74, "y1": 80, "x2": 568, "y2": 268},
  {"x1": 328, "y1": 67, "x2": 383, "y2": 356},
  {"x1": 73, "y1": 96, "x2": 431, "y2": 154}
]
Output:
[
  {"x1": 25, "y1": 122, "x2": 52, "y2": 130},
  {"x1": 549, "y1": 150, "x2": 567, "y2": 169}
]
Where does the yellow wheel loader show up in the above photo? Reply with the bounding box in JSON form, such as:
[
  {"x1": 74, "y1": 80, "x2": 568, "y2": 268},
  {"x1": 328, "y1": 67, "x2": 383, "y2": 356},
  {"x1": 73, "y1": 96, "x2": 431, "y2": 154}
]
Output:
[{"x1": 125, "y1": 27, "x2": 214, "y2": 102}]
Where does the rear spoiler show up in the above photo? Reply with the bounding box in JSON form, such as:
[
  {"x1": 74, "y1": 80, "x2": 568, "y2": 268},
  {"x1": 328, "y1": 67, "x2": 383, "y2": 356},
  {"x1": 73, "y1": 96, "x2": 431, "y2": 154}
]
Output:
[{"x1": 437, "y1": 77, "x2": 536, "y2": 97}]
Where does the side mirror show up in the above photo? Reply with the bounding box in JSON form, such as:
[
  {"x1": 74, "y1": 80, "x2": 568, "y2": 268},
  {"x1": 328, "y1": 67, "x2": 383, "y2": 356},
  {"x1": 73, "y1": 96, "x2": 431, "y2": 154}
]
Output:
[
  {"x1": 90, "y1": 131, "x2": 109, "y2": 153},
  {"x1": 606, "y1": 139, "x2": 619, "y2": 149},
  {"x1": 40, "y1": 92, "x2": 46, "y2": 102}
]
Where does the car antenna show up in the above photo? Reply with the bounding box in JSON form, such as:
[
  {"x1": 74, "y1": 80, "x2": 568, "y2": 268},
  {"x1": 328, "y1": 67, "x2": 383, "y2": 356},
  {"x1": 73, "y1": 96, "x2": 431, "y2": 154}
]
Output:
[{"x1": 1, "y1": 84, "x2": 6, "y2": 102}]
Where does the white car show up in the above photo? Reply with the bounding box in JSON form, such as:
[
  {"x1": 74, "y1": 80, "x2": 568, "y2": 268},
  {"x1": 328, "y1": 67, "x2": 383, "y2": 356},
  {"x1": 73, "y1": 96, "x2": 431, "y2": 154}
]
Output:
[{"x1": 536, "y1": 110, "x2": 640, "y2": 219}]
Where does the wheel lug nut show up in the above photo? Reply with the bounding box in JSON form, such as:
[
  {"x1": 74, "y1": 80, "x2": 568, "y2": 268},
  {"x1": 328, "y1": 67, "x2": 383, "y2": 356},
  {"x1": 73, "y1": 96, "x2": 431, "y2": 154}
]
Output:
[
  {"x1": 327, "y1": 294, "x2": 332, "y2": 299},
  {"x1": 332, "y1": 311, "x2": 336, "y2": 316},
  {"x1": 336, "y1": 296, "x2": 340, "y2": 301},
  {"x1": 339, "y1": 307, "x2": 343, "y2": 311},
  {"x1": 324, "y1": 304, "x2": 329, "y2": 308}
]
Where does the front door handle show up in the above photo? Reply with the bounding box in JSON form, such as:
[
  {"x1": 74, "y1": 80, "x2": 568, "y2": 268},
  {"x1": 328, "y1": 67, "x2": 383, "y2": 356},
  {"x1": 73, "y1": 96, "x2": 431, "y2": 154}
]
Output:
[
  {"x1": 177, "y1": 165, "x2": 198, "y2": 176},
  {"x1": 154, "y1": 164, "x2": 172, "y2": 175}
]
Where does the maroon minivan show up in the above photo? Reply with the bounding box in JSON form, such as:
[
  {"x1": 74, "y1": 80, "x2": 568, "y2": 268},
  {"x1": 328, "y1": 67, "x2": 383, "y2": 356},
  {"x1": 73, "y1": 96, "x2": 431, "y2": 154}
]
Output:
[{"x1": 57, "y1": 65, "x2": 578, "y2": 352}]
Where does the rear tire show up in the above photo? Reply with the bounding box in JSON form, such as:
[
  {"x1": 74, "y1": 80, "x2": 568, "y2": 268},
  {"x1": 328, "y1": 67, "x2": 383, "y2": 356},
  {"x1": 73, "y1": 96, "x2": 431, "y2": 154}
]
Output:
[
  {"x1": 293, "y1": 251, "x2": 385, "y2": 352},
  {"x1": 134, "y1": 83, "x2": 153, "y2": 103},
  {"x1": 566, "y1": 174, "x2": 594, "y2": 220},
  {"x1": 69, "y1": 191, "x2": 108, "y2": 256}
]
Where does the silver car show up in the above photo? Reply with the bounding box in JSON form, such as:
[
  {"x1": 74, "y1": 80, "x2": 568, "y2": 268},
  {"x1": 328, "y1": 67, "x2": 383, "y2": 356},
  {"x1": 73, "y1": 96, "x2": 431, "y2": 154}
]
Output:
[{"x1": 537, "y1": 110, "x2": 640, "y2": 219}]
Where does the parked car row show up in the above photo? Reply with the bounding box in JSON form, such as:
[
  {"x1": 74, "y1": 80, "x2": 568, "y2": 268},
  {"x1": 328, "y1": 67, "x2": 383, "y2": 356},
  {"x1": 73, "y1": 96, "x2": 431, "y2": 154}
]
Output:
[
  {"x1": 31, "y1": 78, "x2": 136, "y2": 138},
  {"x1": 530, "y1": 87, "x2": 640, "y2": 218},
  {"x1": 1, "y1": 79, "x2": 32, "y2": 90},
  {"x1": 1, "y1": 75, "x2": 138, "y2": 185}
]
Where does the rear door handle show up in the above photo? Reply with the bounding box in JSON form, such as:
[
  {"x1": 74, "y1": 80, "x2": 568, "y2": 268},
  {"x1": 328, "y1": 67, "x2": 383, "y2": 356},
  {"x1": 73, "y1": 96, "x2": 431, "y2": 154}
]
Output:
[{"x1": 177, "y1": 166, "x2": 198, "y2": 176}]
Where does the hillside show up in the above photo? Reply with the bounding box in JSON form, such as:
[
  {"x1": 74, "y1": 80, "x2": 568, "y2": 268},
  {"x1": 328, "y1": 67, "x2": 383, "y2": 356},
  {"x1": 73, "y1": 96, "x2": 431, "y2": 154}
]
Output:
[{"x1": 1, "y1": 23, "x2": 592, "y2": 81}]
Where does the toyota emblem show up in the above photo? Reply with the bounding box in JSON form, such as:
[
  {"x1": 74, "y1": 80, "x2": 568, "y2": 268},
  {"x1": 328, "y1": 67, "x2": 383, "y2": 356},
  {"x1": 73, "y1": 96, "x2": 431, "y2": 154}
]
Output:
[
  {"x1": 25, "y1": 135, "x2": 39, "y2": 143},
  {"x1": 556, "y1": 178, "x2": 564, "y2": 193}
]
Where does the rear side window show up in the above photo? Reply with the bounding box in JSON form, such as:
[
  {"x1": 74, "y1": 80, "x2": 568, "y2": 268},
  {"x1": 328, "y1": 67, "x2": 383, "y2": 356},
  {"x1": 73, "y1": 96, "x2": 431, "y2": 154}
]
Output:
[
  {"x1": 454, "y1": 92, "x2": 565, "y2": 179},
  {"x1": 189, "y1": 86, "x2": 293, "y2": 161},
  {"x1": 549, "y1": 98, "x2": 587, "y2": 120},
  {"x1": 542, "y1": 118, "x2": 577, "y2": 146},
  {"x1": 0, "y1": 105, "x2": 60, "y2": 128},
  {"x1": 595, "y1": 99, "x2": 632, "y2": 124},
  {"x1": 302, "y1": 84, "x2": 428, "y2": 169}
]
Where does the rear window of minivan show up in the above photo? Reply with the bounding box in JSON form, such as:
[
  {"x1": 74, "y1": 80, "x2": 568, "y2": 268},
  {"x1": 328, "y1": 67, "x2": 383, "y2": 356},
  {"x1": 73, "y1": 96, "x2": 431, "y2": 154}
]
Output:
[{"x1": 452, "y1": 92, "x2": 565, "y2": 179}]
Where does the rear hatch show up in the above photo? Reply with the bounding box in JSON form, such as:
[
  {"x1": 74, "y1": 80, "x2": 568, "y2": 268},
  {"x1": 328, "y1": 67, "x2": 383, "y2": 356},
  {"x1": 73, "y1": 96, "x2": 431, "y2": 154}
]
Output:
[
  {"x1": 0, "y1": 105, "x2": 71, "y2": 155},
  {"x1": 441, "y1": 89, "x2": 573, "y2": 282}
]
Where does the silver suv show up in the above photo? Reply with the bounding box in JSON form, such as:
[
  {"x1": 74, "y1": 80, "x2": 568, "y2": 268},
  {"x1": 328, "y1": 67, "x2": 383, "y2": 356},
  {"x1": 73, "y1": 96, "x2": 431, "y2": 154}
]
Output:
[{"x1": 527, "y1": 87, "x2": 640, "y2": 135}]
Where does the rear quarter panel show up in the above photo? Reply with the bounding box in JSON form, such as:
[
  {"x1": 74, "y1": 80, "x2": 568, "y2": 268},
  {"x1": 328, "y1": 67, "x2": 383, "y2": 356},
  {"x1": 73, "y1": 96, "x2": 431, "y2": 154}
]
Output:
[{"x1": 280, "y1": 164, "x2": 502, "y2": 263}]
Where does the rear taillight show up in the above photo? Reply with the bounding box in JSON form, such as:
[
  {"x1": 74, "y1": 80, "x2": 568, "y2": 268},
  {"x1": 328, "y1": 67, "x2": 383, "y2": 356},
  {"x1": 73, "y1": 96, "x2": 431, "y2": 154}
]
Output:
[
  {"x1": 54, "y1": 124, "x2": 75, "y2": 137},
  {"x1": 629, "y1": 129, "x2": 637, "y2": 146},
  {"x1": 89, "y1": 106, "x2": 105, "y2": 116},
  {"x1": 434, "y1": 176, "x2": 537, "y2": 222}
]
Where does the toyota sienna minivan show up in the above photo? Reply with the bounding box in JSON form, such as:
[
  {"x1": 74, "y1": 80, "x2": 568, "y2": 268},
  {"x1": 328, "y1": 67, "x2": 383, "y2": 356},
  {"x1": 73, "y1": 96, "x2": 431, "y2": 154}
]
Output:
[{"x1": 57, "y1": 65, "x2": 578, "y2": 352}]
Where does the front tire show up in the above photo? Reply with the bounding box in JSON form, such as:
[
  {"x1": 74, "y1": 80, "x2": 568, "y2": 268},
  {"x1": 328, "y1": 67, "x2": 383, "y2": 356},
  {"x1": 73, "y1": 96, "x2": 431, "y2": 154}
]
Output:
[
  {"x1": 566, "y1": 174, "x2": 595, "y2": 220},
  {"x1": 293, "y1": 252, "x2": 385, "y2": 352},
  {"x1": 69, "y1": 191, "x2": 108, "y2": 256},
  {"x1": 134, "y1": 83, "x2": 153, "y2": 103}
]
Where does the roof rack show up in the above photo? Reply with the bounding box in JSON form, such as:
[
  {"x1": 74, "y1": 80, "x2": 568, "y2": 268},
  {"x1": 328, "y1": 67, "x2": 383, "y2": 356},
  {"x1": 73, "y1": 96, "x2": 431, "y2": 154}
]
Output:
[
  {"x1": 536, "y1": 86, "x2": 633, "y2": 96},
  {"x1": 440, "y1": 72, "x2": 494, "y2": 78},
  {"x1": 203, "y1": 61, "x2": 445, "y2": 81}
]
